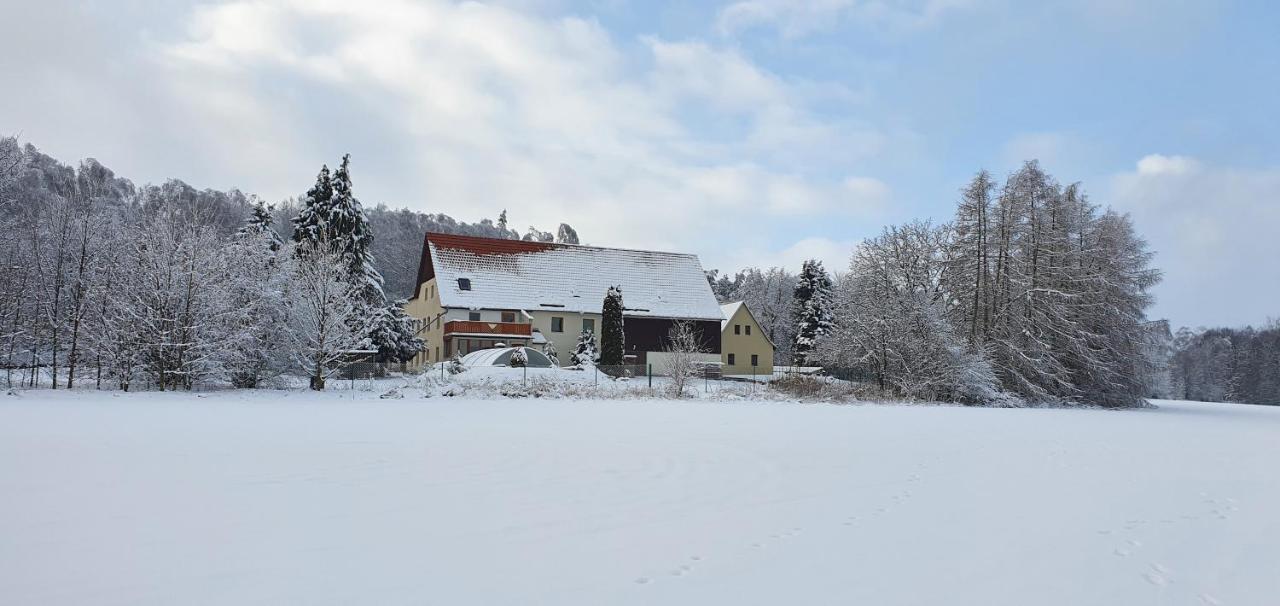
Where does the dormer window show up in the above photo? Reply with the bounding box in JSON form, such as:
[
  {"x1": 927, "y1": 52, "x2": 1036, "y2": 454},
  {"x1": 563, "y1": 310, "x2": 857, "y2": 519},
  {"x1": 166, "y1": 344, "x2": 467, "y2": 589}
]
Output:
[{"x1": 457, "y1": 278, "x2": 471, "y2": 291}]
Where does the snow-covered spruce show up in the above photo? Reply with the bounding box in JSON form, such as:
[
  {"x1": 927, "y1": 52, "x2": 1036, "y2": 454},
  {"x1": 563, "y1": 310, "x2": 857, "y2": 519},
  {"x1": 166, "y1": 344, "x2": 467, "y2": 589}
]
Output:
[
  {"x1": 792, "y1": 259, "x2": 833, "y2": 367},
  {"x1": 571, "y1": 330, "x2": 598, "y2": 367},
  {"x1": 599, "y1": 286, "x2": 625, "y2": 366}
]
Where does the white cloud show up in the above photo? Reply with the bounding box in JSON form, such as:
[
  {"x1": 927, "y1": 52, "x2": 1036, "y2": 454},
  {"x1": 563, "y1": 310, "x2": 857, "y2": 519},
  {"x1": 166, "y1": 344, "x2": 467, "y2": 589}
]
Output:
[
  {"x1": 1135, "y1": 154, "x2": 1200, "y2": 176},
  {"x1": 147, "y1": 0, "x2": 885, "y2": 270},
  {"x1": 716, "y1": 0, "x2": 975, "y2": 37},
  {"x1": 1109, "y1": 155, "x2": 1280, "y2": 328}
]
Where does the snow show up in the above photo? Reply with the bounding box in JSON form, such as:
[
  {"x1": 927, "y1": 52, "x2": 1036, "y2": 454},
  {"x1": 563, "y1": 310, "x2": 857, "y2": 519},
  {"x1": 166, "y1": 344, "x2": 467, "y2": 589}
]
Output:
[
  {"x1": 2, "y1": 392, "x2": 1277, "y2": 605},
  {"x1": 430, "y1": 237, "x2": 723, "y2": 321},
  {"x1": 719, "y1": 300, "x2": 743, "y2": 330}
]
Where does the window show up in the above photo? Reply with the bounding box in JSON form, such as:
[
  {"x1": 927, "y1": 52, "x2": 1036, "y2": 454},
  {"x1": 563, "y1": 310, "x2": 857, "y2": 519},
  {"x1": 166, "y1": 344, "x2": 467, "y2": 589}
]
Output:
[
  {"x1": 551, "y1": 317, "x2": 564, "y2": 332},
  {"x1": 582, "y1": 318, "x2": 595, "y2": 333},
  {"x1": 468, "y1": 311, "x2": 481, "y2": 321},
  {"x1": 751, "y1": 354, "x2": 759, "y2": 366},
  {"x1": 501, "y1": 311, "x2": 516, "y2": 323},
  {"x1": 727, "y1": 353, "x2": 736, "y2": 365},
  {"x1": 457, "y1": 278, "x2": 471, "y2": 291},
  {"x1": 745, "y1": 325, "x2": 752, "y2": 336},
  {"x1": 734, "y1": 324, "x2": 741, "y2": 335}
]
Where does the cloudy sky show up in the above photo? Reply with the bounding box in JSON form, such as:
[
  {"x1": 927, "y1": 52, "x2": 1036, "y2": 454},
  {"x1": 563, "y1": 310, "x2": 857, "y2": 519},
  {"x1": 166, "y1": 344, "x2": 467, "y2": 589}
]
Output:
[{"x1": 2, "y1": 0, "x2": 1277, "y2": 329}]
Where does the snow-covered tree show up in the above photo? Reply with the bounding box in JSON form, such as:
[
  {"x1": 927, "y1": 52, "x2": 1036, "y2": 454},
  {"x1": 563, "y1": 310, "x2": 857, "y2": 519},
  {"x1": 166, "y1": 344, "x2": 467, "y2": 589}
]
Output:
[
  {"x1": 599, "y1": 286, "x2": 625, "y2": 366},
  {"x1": 571, "y1": 330, "x2": 598, "y2": 366},
  {"x1": 556, "y1": 223, "x2": 580, "y2": 244},
  {"x1": 509, "y1": 346, "x2": 528, "y2": 368},
  {"x1": 118, "y1": 210, "x2": 237, "y2": 390},
  {"x1": 238, "y1": 199, "x2": 282, "y2": 252},
  {"x1": 543, "y1": 339, "x2": 559, "y2": 365},
  {"x1": 447, "y1": 354, "x2": 466, "y2": 375},
  {"x1": 284, "y1": 237, "x2": 371, "y2": 390},
  {"x1": 220, "y1": 212, "x2": 288, "y2": 388},
  {"x1": 522, "y1": 226, "x2": 554, "y2": 242},
  {"x1": 792, "y1": 259, "x2": 833, "y2": 366},
  {"x1": 291, "y1": 165, "x2": 332, "y2": 248},
  {"x1": 369, "y1": 301, "x2": 423, "y2": 364},
  {"x1": 723, "y1": 267, "x2": 797, "y2": 362},
  {"x1": 663, "y1": 320, "x2": 703, "y2": 398},
  {"x1": 821, "y1": 222, "x2": 1002, "y2": 403}
]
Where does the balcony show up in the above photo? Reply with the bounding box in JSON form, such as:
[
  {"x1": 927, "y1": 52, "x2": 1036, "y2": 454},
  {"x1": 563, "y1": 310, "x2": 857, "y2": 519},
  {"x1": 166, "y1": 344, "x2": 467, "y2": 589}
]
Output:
[{"x1": 443, "y1": 320, "x2": 533, "y2": 338}]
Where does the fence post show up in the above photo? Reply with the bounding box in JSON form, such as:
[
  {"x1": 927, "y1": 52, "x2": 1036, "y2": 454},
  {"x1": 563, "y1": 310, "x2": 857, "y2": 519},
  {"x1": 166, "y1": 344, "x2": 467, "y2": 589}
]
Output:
[{"x1": 648, "y1": 364, "x2": 652, "y2": 388}]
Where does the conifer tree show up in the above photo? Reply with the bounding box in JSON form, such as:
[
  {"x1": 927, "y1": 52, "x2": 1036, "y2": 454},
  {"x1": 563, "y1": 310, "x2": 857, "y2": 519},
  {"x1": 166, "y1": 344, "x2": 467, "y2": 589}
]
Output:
[
  {"x1": 792, "y1": 259, "x2": 833, "y2": 365},
  {"x1": 291, "y1": 165, "x2": 332, "y2": 248},
  {"x1": 369, "y1": 301, "x2": 424, "y2": 364},
  {"x1": 599, "y1": 286, "x2": 625, "y2": 366},
  {"x1": 327, "y1": 154, "x2": 383, "y2": 303},
  {"x1": 239, "y1": 200, "x2": 283, "y2": 252},
  {"x1": 572, "y1": 330, "x2": 598, "y2": 366}
]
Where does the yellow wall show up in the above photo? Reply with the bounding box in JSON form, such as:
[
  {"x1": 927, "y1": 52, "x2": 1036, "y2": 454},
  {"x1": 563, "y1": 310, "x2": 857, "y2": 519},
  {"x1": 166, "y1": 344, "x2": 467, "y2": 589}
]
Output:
[
  {"x1": 404, "y1": 278, "x2": 446, "y2": 369},
  {"x1": 721, "y1": 304, "x2": 774, "y2": 376},
  {"x1": 404, "y1": 281, "x2": 603, "y2": 369}
]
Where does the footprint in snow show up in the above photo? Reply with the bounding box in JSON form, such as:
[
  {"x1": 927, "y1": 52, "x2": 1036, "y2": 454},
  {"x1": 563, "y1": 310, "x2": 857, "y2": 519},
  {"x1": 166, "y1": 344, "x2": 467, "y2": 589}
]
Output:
[
  {"x1": 635, "y1": 577, "x2": 651, "y2": 585},
  {"x1": 1145, "y1": 563, "x2": 1172, "y2": 587},
  {"x1": 1113, "y1": 548, "x2": 1130, "y2": 557},
  {"x1": 1198, "y1": 593, "x2": 1222, "y2": 605}
]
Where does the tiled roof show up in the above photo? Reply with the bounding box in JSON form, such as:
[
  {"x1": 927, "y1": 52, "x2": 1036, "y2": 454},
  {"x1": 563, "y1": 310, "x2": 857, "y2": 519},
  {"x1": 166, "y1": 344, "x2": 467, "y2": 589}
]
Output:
[{"x1": 418, "y1": 233, "x2": 723, "y2": 321}]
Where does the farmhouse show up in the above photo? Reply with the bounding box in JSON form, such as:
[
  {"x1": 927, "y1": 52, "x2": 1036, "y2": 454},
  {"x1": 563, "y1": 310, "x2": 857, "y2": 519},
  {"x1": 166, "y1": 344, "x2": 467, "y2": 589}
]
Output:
[
  {"x1": 403, "y1": 233, "x2": 723, "y2": 370},
  {"x1": 719, "y1": 301, "x2": 775, "y2": 377}
]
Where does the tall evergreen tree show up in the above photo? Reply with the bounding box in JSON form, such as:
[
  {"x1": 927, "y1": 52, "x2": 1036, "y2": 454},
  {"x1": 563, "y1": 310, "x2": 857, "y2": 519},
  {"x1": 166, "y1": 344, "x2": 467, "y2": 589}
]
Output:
[
  {"x1": 792, "y1": 259, "x2": 833, "y2": 366},
  {"x1": 290, "y1": 155, "x2": 419, "y2": 363},
  {"x1": 599, "y1": 286, "x2": 625, "y2": 366},
  {"x1": 327, "y1": 154, "x2": 383, "y2": 303},
  {"x1": 291, "y1": 165, "x2": 332, "y2": 248}
]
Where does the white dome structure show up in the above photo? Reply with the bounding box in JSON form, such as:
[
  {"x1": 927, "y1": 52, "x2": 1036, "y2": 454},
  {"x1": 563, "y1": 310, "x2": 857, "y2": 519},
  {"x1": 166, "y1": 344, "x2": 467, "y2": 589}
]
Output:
[{"x1": 460, "y1": 347, "x2": 554, "y2": 368}]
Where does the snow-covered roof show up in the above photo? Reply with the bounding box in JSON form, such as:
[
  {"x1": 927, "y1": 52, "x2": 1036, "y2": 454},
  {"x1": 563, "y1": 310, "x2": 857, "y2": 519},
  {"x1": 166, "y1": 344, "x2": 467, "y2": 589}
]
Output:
[
  {"x1": 719, "y1": 302, "x2": 744, "y2": 330},
  {"x1": 719, "y1": 300, "x2": 775, "y2": 349},
  {"x1": 417, "y1": 233, "x2": 723, "y2": 321}
]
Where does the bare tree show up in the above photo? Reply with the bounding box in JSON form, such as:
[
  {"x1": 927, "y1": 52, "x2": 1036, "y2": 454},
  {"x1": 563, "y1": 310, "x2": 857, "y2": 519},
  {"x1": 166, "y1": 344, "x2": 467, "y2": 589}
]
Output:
[{"x1": 663, "y1": 320, "x2": 705, "y2": 398}]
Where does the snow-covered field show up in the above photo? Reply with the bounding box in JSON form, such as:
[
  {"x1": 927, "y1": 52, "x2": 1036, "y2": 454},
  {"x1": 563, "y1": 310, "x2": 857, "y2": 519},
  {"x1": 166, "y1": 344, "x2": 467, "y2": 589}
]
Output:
[{"x1": 2, "y1": 390, "x2": 1277, "y2": 605}]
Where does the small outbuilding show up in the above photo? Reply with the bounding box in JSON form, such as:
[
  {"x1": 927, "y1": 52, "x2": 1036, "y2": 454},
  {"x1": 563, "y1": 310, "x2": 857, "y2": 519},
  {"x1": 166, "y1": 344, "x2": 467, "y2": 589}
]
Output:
[{"x1": 720, "y1": 302, "x2": 774, "y2": 378}]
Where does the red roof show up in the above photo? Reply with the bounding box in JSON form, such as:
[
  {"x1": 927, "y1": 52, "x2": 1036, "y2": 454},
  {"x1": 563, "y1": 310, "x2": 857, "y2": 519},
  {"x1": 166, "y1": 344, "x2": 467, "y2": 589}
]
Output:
[{"x1": 414, "y1": 233, "x2": 561, "y2": 297}]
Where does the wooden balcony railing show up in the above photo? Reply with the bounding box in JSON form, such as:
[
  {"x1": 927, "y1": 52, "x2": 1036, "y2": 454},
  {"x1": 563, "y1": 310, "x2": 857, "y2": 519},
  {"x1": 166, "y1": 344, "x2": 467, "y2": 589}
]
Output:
[{"x1": 443, "y1": 320, "x2": 532, "y2": 337}]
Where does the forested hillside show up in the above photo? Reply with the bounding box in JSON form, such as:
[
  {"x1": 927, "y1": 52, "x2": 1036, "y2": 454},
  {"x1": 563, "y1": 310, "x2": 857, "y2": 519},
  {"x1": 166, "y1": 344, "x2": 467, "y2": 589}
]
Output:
[{"x1": 0, "y1": 138, "x2": 577, "y2": 389}]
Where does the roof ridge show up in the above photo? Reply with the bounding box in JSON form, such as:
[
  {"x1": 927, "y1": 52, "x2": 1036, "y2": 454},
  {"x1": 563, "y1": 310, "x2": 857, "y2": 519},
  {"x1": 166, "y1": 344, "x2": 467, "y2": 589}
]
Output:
[{"x1": 426, "y1": 231, "x2": 700, "y2": 259}]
